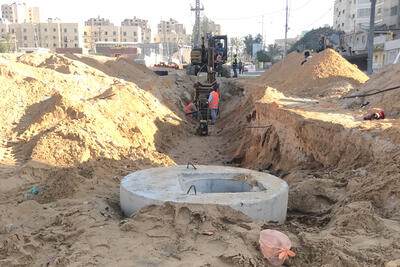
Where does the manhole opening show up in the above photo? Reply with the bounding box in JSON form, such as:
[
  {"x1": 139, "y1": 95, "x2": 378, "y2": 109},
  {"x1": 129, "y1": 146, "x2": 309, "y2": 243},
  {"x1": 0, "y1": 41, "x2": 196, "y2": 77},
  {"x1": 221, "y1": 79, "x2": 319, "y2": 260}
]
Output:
[{"x1": 185, "y1": 179, "x2": 252, "y2": 194}]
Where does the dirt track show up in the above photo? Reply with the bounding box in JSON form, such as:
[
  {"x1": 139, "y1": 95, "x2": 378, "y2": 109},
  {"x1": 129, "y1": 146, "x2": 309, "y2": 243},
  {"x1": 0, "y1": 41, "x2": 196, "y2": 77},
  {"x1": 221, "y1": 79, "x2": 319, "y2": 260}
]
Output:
[{"x1": 1, "y1": 50, "x2": 400, "y2": 267}]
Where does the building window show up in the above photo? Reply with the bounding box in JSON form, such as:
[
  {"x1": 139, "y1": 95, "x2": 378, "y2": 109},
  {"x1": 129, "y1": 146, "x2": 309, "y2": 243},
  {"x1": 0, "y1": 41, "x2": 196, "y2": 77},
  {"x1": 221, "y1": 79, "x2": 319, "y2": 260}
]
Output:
[
  {"x1": 23, "y1": 28, "x2": 27, "y2": 32},
  {"x1": 390, "y1": 6, "x2": 398, "y2": 16},
  {"x1": 352, "y1": 14, "x2": 355, "y2": 18},
  {"x1": 134, "y1": 32, "x2": 137, "y2": 36},
  {"x1": 64, "y1": 44, "x2": 67, "y2": 48},
  {"x1": 105, "y1": 38, "x2": 108, "y2": 42},
  {"x1": 343, "y1": 10, "x2": 345, "y2": 14},
  {"x1": 75, "y1": 44, "x2": 78, "y2": 48},
  {"x1": 44, "y1": 28, "x2": 47, "y2": 32},
  {"x1": 84, "y1": 31, "x2": 87, "y2": 36},
  {"x1": 104, "y1": 31, "x2": 108, "y2": 35},
  {"x1": 53, "y1": 36, "x2": 56, "y2": 40},
  {"x1": 11, "y1": 29, "x2": 14, "y2": 33},
  {"x1": 123, "y1": 38, "x2": 127, "y2": 42},
  {"x1": 74, "y1": 36, "x2": 78, "y2": 41},
  {"x1": 357, "y1": 8, "x2": 370, "y2": 18},
  {"x1": 24, "y1": 36, "x2": 27, "y2": 40},
  {"x1": 113, "y1": 31, "x2": 116, "y2": 36},
  {"x1": 64, "y1": 28, "x2": 67, "y2": 33},
  {"x1": 342, "y1": 23, "x2": 344, "y2": 27},
  {"x1": 74, "y1": 28, "x2": 77, "y2": 33},
  {"x1": 53, "y1": 28, "x2": 56, "y2": 32},
  {"x1": 84, "y1": 38, "x2": 87, "y2": 42},
  {"x1": 123, "y1": 32, "x2": 127, "y2": 36},
  {"x1": 113, "y1": 38, "x2": 117, "y2": 42},
  {"x1": 134, "y1": 38, "x2": 137, "y2": 42},
  {"x1": 53, "y1": 43, "x2": 56, "y2": 47}
]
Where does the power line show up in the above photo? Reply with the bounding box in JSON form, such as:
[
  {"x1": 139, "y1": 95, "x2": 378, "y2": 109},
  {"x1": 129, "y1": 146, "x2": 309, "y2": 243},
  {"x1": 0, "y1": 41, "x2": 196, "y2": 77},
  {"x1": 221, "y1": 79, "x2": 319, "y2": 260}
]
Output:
[
  {"x1": 214, "y1": 0, "x2": 316, "y2": 21},
  {"x1": 304, "y1": 6, "x2": 333, "y2": 29}
]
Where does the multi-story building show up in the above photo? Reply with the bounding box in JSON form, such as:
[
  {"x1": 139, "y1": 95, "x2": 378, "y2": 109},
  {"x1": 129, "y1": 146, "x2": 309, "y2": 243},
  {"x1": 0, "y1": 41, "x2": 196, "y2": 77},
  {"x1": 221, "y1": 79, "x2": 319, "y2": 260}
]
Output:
[
  {"x1": 158, "y1": 18, "x2": 186, "y2": 35},
  {"x1": 83, "y1": 17, "x2": 120, "y2": 52},
  {"x1": 333, "y1": 0, "x2": 400, "y2": 33},
  {"x1": 383, "y1": 0, "x2": 400, "y2": 29},
  {"x1": 122, "y1": 17, "x2": 151, "y2": 43},
  {"x1": 7, "y1": 18, "x2": 79, "y2": 50},
  {"x1": 121, "y1": 25, "x2": 142, "y2": 43},
  {"x1": 0, "y1": 19, "x2": 8, "y2": 35},
  {"x1": 8, "y1": 22, "x2": 39, "y2": 48},
  {"x1": 1, "y1": 2, "x2": 39, "y2": 23}
]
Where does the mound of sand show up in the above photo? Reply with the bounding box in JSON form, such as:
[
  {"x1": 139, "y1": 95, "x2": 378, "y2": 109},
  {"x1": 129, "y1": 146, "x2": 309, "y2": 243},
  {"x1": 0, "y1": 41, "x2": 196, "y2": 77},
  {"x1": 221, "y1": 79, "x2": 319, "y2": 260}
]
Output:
[
  {"x1": 257, "y1": 49, "x2": 369, "y2": 98},
  {"x1": 344, "y1": 62, "x2": 400, "y2": 116},
  {"x1": 0, "y1": 53, "x2": 185, "y2": 169}
]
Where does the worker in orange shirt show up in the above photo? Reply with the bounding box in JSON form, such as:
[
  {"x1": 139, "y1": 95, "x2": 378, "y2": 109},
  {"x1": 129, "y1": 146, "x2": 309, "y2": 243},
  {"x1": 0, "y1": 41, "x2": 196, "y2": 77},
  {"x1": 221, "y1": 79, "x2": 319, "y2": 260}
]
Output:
[{"x1": 208, "y1": 88, "x2": 219, "y2": 125}]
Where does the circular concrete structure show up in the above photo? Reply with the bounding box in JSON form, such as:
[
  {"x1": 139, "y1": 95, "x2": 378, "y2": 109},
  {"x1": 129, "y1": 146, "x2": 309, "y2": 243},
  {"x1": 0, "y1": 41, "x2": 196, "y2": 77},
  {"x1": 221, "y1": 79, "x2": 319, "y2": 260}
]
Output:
[{"x1": 120, "y1": 165, "x2": 289, "y2": 223}]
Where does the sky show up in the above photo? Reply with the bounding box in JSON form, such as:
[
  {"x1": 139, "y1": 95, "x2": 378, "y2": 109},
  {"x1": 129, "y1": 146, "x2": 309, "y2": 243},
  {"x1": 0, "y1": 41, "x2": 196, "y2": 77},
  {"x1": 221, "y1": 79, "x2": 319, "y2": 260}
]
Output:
[{"x1": 5, "y1": 0, "x2": 334, "y2": 45}]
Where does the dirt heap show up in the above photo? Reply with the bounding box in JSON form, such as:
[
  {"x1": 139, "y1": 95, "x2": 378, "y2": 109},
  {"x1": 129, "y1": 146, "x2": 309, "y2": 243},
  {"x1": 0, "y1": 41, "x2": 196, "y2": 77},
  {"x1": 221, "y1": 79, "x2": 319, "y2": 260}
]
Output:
[
  {"x1": 344, "y1": 62, "x2": 400, "y2": 116},
  {"x1": 257, "y1": 49, "x2": 369, "y2": 98},
  {"x1": 0, "y1": 53, "x2": 187, "y2": 200}
]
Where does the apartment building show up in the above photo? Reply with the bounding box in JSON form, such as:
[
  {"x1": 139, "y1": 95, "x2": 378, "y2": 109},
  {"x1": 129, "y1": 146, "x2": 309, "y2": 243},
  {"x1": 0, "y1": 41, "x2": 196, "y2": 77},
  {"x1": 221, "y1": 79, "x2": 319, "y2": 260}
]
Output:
[
  {"x1": 1, "y1": 2, "x2": 39, "y2": 23},
  {"x1": 0, "y1": 19, "x2": 8, "y2": 35},
  {"x1": 121, "y1": 25, "x2": 142, "y2": 43},
  {"x1": 158, "y1": 18, "x2": 186, "y2": 35},
  {"x1": 83, "y1": 17, "x2": 120, "y2": 52},
  {"x1": 7, "y1": 18, "x2": 79, "y2": 50},
  {"x1": 334, "y1": 0, "x2": 400, "y2": 32},
  {"x1": 122, "y1": 17, "x2": 151, "y2": 43}
]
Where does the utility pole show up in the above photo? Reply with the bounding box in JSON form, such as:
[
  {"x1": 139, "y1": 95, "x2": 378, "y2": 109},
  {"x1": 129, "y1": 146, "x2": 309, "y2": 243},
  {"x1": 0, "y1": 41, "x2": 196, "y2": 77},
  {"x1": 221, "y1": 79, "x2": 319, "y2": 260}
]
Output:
[
  {"x1": 191, "y1": 0, "x2": 204, "y2": 48},
  {"x1": 367, "y1": 0, "x2": 376, "y2": 76},
  {"x1": 262, "y1": 15, "x2": 265, "y2": 50},
  {"x1": 283, "y1": 0, "x2": 289, "y2": 57}
]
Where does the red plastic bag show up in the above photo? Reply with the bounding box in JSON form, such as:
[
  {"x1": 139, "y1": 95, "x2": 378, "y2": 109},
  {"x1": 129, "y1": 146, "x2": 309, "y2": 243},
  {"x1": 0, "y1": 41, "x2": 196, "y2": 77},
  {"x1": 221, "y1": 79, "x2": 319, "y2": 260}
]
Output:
[{"x1": 259, "y1": 229, "x2": 296, "y2": 266}]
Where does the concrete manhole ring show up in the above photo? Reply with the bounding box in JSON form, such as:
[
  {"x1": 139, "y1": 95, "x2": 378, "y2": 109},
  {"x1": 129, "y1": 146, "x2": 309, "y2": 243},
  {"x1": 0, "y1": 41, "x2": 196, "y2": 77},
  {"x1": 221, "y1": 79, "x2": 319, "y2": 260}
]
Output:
[{"x1": 120, "y1": 165, "x2": 288, "y2": 223}]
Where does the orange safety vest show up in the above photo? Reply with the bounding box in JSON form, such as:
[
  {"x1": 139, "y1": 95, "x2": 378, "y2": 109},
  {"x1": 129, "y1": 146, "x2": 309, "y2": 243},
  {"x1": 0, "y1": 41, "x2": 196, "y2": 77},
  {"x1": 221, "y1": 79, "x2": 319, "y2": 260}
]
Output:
[
  {"x1": 209, "y1": 91, "x2": 219, "y2": 109},
  {"x1": 186, "y1": 102, "x2": 195, "y2": 118}
]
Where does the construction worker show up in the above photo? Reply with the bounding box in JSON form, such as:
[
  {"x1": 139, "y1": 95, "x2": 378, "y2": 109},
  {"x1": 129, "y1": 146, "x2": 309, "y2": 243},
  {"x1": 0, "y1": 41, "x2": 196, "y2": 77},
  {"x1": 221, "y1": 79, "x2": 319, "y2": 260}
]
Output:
[
  {"x1": 216, "y1": 54, "x2": 223, "y2": 77},
  {"x1": 216, "y1": 43, "x2": 224, "y2": 57},
  {"x1": 208, "y1": 88, "x2": 219, "y2": 125},
  {"x1": 232, "y1": 54, "x2": 238, "y2": 78},
  {"x1": 186, "y1": 101, "x2": 199, "y2": 119},
  {"x1": 301, "y1": 51, "x2": 312, "y2": 65}
]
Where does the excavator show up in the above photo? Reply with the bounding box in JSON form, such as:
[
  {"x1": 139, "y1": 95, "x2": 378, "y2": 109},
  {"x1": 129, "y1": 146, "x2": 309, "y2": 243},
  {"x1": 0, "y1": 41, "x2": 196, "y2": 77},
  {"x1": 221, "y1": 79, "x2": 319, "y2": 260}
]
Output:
[{"x1": 189, "y1": 34, "x2": 228, "y2": 136}]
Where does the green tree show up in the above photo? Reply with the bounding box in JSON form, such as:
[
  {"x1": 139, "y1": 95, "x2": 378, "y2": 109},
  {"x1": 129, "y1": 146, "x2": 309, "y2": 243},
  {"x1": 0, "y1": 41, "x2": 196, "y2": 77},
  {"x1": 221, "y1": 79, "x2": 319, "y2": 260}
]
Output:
[
  {"x1": 0, "y1": 42, "x2": 7, "y2": 53},
  {"x1": 256, "y1": 50, "x2": 271, "y2": 62},
  {"x1": 267, "y1": 44, "x2": 282, "y2": 62},
  {"x1": 243, "y1": 34, "x2": 254, "y2": 56},
  {"x1": 254, "y1": 34, "x2": 263, "y2": 44},
  {"x1": 230, "y1": 37, "x2": 244, "y2": 57},
  {"x1": 243, "y1": 34, "x2": 263, "y2": 58}
]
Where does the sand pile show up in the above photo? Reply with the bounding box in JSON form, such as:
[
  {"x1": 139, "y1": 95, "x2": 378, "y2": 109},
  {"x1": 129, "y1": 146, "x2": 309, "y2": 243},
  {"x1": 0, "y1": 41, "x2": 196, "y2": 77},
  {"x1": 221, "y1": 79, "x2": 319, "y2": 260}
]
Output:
[
  {"x1": 0, "y1": 53, "x2": 186, "y2": 185},
  {"x1": 344, "y1": 62, "x2": 400, "y2": 116},
  {"x1": 257, "y1": 49, "x2": 369, "y2": 98}
]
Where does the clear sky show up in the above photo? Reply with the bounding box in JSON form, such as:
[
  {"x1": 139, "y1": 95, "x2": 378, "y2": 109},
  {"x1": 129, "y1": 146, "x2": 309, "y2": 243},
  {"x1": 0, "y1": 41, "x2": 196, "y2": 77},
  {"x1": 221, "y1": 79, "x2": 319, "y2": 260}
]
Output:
[{"x1": 11, "y1": 0, "x2": 334, "y2": 44}]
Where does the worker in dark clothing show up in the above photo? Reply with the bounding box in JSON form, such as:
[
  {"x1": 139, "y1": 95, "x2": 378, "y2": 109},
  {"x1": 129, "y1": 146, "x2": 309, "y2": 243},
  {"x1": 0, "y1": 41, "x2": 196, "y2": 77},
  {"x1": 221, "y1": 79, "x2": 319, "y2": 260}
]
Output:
[
  {"x1": 216, "y1": 54, "x2": 223, "y2": 77},
  {"x1": 232, "y1": 54, "x2": 238, "y2": 78},
  {"x1": 301, "y1": 51, "x2": 312, "y2": 65},
  {"x1": 238, "y1": 60, "x2": 243, "y2": 74}
]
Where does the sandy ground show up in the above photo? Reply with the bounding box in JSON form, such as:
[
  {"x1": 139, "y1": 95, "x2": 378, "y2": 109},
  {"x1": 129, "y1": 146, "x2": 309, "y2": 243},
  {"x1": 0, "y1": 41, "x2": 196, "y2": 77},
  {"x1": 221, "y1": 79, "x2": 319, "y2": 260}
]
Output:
[{"x1": 1, "y1": 51, "x2": 400, "y2": 267}]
